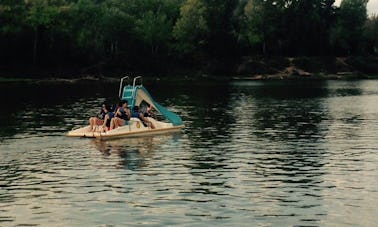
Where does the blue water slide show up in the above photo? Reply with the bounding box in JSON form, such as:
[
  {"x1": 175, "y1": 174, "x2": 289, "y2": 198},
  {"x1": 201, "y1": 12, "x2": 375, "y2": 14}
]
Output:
[
  {"x1": 122, "y1": 85, "x2": 183, "y2": 126},
  {"x1": 139, "y1": 86, "x2": 183, "y2": 126},
  {"x1": 152, "y1": 101, "x2": 183, "y2": 126}
]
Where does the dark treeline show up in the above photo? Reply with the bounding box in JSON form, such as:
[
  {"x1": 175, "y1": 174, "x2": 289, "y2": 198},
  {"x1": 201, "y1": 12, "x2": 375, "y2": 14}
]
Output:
[{"x1": 0, "y1": 0, "x2": 377, "y2": 75}]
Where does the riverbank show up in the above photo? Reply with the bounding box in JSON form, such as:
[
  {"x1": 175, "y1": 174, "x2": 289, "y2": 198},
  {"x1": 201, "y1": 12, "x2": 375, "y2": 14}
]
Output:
[
  {"x1": 234, "y1": 56, "x2": 378, "y2": 80},
  {"x1": 1, "y1": 56, "x2": 377, "y2": 83}
]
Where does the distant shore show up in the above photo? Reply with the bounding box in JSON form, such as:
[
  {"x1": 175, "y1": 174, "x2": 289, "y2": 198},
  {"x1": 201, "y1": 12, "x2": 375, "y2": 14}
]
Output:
[
  {"x1": 1, "y1": 56, "x2": 377, "y2": 83},
  {"x1": 233, "y1": 56, "x2": 378, "y2": 80}
]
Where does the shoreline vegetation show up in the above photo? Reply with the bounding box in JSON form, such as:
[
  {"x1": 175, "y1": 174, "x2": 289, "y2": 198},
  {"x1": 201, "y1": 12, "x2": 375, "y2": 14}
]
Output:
[
  {"x1": 1, "y1": 56, "x2": 378, "y2": 84},
  {"x1": 233, "y1": 56, "x2": 378, "y2": 80}
]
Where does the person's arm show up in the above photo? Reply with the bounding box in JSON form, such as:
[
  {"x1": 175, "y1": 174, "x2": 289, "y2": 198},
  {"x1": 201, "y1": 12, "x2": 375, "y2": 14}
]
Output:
[
  {"x1": 139, "y1": 113, "x2": 146, "y2": 121},
  {"x1": 97, "y1": 110, "x2": 104, "y2": 119},
  {"x1": 115, "y1": 108, "x2": 121, "y2": 117},
  {"x1": 147, "y1": 106, "x2": 156, "y2": 118}
]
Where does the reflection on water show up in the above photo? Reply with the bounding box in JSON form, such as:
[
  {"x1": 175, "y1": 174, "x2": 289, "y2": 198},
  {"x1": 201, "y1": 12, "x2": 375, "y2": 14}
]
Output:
[
  {"x1": 90, "y1": 136, "x2": 178, "y2": 170},
  {"x1": 0, "y1": 80, "x2": 377, "y2": 226}
]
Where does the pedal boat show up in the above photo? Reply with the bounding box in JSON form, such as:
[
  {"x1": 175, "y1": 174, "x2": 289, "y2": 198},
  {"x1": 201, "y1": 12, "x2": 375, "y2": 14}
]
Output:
[{"x1": 67, "y1": 76, "x2": 184, "y2": 140}]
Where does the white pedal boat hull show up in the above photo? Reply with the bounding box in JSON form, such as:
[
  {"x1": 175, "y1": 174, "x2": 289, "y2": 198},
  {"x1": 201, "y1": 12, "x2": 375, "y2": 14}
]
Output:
[{"x1": 67, "y1": 118, "x2": 184, "y2": 140}]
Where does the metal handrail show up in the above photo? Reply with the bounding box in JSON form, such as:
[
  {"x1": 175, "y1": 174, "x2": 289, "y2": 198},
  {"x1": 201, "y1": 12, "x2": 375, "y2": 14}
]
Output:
[
  {"x1": 133, "y1": 76, "x2": 143, "y2": 87},
  {"x1": 130, "y1": 76, "x2": 143, "y2": 104},
  {"x1": 118, "y1": 76, "x2": 129, "y2": 98}
]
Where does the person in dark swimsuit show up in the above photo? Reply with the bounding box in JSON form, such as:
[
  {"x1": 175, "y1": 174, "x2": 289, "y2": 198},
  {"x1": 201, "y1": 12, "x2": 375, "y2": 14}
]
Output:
[
  {"x1": 131, "y1": 106, "x2": 155, "y2": 129},
  {"x1": 89, "y1": 103, "x2": 106, "y2": 132},
  {"x1": 101, "y1": 104, "x2": 114, "y2": 131},
  {"x1": 110, "y1": 100, "x2": 130, "y2": 130},
  {"x1": 141, "y1": 103, "x2": 156, "y2": 118}
]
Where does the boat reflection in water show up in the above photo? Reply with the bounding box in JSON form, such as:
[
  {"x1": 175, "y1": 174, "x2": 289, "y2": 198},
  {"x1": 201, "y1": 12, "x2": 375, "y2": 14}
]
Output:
[{"x1": 90, "y1": 134, "x2": 180, "y2": 170}]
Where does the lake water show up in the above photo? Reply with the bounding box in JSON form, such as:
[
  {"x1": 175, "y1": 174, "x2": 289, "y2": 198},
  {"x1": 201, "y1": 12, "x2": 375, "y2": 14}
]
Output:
[{"x1": 0, "y1": 79, "x2": 377, "y2": 226}]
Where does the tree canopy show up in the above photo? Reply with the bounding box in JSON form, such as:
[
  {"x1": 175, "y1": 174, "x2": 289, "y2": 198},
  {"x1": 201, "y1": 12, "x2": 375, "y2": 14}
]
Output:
[{"x1": 0, "y1": 0, "x2": 376, "y2": 74}]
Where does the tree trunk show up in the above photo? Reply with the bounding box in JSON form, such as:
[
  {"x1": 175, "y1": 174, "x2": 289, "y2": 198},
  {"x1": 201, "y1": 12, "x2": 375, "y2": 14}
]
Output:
[
  {"x1": 33, "y1": 27, "x2": 38, "y2": 65},
  {"x1": 262, "y1": 39, "x2": 266, "y2": 55},
  {"x1": 115, "y1": 40, "x2": 118, "y2": 56}
]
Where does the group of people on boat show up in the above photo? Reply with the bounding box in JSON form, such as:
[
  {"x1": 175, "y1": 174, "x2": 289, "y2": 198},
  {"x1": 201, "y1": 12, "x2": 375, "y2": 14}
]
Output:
[{"x1": 89, "y1": 100, "x2": 155, "y2": 132}]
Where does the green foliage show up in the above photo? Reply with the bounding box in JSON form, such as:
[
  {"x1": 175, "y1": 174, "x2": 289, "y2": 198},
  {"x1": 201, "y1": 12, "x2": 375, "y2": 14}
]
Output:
[
  {"x1": 283, "y1": 0, "x2": 337, "y2": 55},
  {"x1": 0, "y1": 0, "x2": 375, "y2": 74},
  {"x1": 173, "y1": 0, "x2": 238, "y2": 62},
  {"x1": 26, "y1": 0, "x2": 60, "y2": 28},
  {"x1": 330, "y1": 0, "x2": 368, "y2": 54},
  {"x1": 173, "y1": 0, "x2": 209, "y2": 55},
  {"x1": 239, "y1": 0, "x2": 339, "y2": 55},
  {"x1": 0, "y1": 0, "x2": 26, "y2": 34},
  {"x1": 364, "y1": 15, "x2": 378, "y2": 55},
  {"x1": 243, "y1": 0, "x2": 283, "y2": 54},
  {"x1": 70, "y1": 0, "x2": 104, "y2": 53},
  {"x1": 131, "y1": 0, "x2": 181, "y2": 56}
]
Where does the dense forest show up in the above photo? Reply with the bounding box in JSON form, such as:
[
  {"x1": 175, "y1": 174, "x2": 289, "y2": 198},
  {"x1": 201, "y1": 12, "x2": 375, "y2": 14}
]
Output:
[{"x1": 0, "y1": 0, "x2": 377, "y2": 76}]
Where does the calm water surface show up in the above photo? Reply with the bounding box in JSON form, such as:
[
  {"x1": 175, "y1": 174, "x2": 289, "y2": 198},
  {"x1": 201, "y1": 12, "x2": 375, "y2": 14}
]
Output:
[{"x1": 0, "y1": 80, "x2": 377, "y2": 226}]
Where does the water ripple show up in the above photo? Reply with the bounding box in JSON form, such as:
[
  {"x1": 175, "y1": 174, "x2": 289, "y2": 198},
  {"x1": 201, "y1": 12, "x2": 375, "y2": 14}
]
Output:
[{"x1": 0, "y1": 80, "x2": 378, "y2": 226}]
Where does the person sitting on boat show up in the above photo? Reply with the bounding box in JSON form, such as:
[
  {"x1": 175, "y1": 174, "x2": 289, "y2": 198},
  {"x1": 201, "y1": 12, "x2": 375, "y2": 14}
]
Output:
[
  {"x1": 142, "y1": 103, "x2": 156, "y2": 119},
  {"x1": 131, "y1": 105, "x2": 155, "y2": 129},
  {"x1": 89, "y1": 102, "x2": 107, "y2": 132},
  {"x1": 110, "y1": 100, "x2": 130, "y2": 130},
  {"x1": 101, "y1": 104, "x2": 115, "y2": 132}
]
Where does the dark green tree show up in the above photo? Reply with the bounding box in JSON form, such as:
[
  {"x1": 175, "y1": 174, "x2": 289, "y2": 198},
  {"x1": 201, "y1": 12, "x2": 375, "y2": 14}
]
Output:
[
  {"x1": 330, "y1": 0, "x2": 368, "y2": 55},
  {"x1": 0, "y1": 1, "x2": 25, "y2": 64},
  {"x1": 173, "y1": 0, "x2": 238, "y2": 68},
  {"x1": 173, "y1": 0, "x2": 209, "y2": 58},
  {"x1": 242, "y1": 0, "x2": 283, "y2": 55},
  {"x1": 364, "y1": 15, "x2": 378, "y2": 55},
  {"x1": 69, "y1": 0, "x2": 105, "y2": 62},
  {"x1": 0, "y1": 0, "x2": 375, "y2": 75},
  {"x1": 25, "y1": 0, "x2": 63, "y2": 65},
  {"x1": 280, "y1": 0, "x2": 337, "y2": 55}
]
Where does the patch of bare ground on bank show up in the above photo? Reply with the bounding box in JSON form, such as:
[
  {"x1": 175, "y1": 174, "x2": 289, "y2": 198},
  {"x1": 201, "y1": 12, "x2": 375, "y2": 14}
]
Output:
[
  {"x1": 234, "y1": 56, "x2": 378, "y2": 80},
  {"x1": 1, "y1": 56, "x2": 377, "y2": 83}
]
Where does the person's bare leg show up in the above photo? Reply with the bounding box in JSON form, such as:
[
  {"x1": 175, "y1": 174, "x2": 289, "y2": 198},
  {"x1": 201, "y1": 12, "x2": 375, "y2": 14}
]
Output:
[
  {"x1": 102, "y1": 115, "x2": 109, "y2": 132},
  {"x1": 110, "y1": 118, "x2": 117, "y2": 130},
  {"x1": 148, "y1": 121, "x2": 155, "y2": 129},
  {"x1": 118, "y1": 118, "x2": 125, "y2": 127},
  {"x1": 89, "y1": 117, "x2": 95, "y2": 131},
  {"x1": 113, "y1": 118, "x2": 119, "y2": 129},
  {"x1": 94, "y1": 119, "x2": 104, "y2": 131},
  {"x1": 114, "y1": 118, "x2": 124, "y2": 129},
  {"x1": 141, "y1": 116, "x2": 155, "y2": 129}
]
